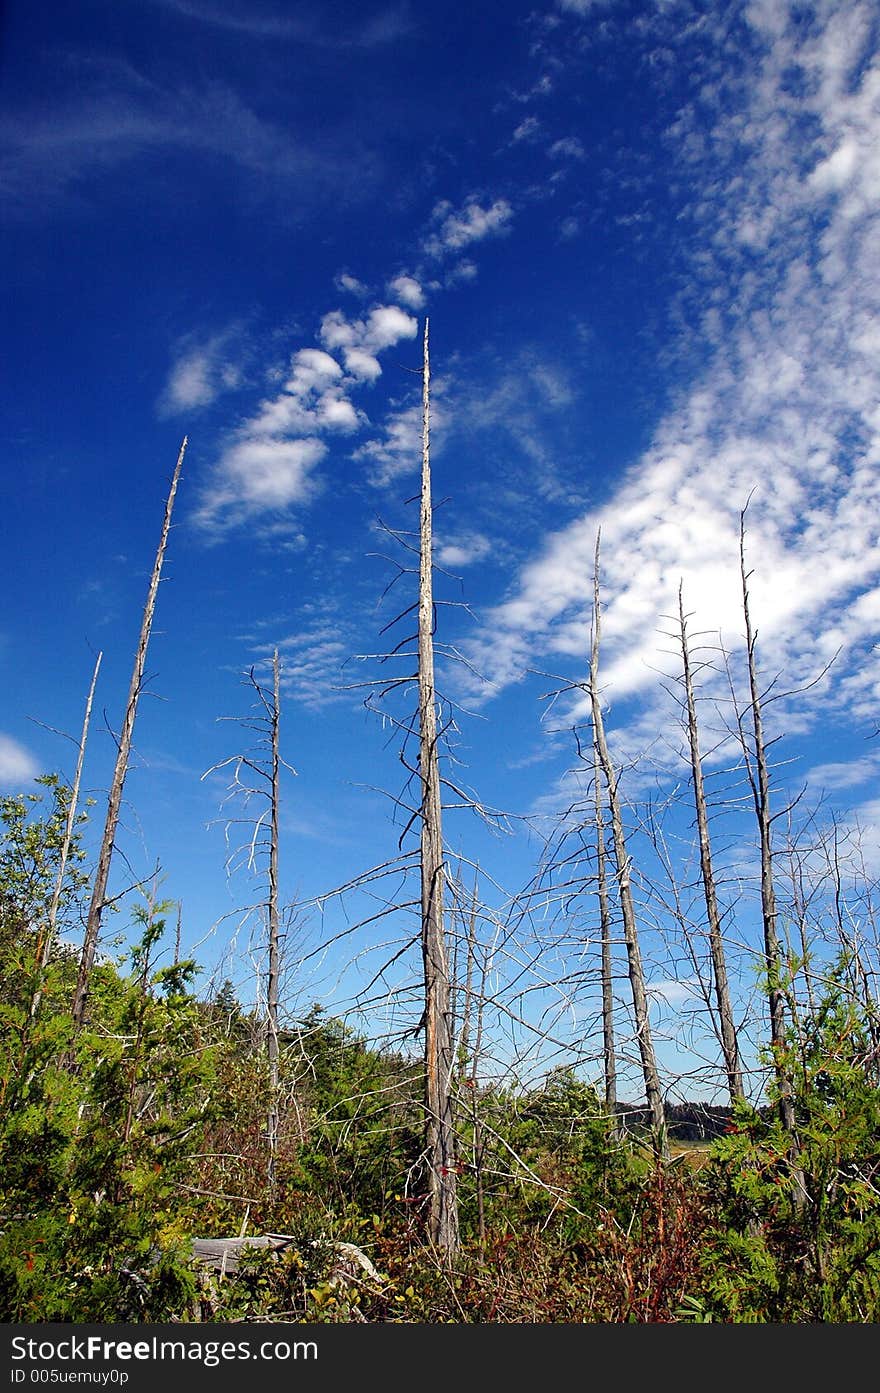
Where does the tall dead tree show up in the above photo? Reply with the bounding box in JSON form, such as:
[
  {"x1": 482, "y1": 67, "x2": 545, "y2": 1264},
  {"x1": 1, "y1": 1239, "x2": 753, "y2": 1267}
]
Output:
[
  {"x1": 677, "y1": 585, "x2": 744, "y2": 1105},
  {"x1": 418, "y1": 320, "x2": 459, "y2": 1252},
  {"x1": 593, "y1": 741, "x2": 618, "y2": 1124},
  {"x1": 266, "y1": 648, "x2": 281, "y2": 1192},
  {"x1": 203, "y1": 651, "x2": 289, "y2": 1192},
  {"x1": 589, "y1": 533, "x2": 667, "y2": 1159},
  {"x1": 737, "y1": 512, "x2": 797, "y2": 1139},
  {"x1": 71, "y1": 438, "x2": 186, "y2": 1034},
  {"x1": 30, "y1": 650, "x2": 102, "y2": 1028}
]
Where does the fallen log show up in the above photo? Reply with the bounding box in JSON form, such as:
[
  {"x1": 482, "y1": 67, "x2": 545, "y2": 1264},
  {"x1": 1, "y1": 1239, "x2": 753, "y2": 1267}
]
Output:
[
  {"x1": 190, "y1": 1234, "x2": 294, "y2": 1276},
  {"x1": 190, "y1": 1233, "x2": 384, "y2": 1284}
]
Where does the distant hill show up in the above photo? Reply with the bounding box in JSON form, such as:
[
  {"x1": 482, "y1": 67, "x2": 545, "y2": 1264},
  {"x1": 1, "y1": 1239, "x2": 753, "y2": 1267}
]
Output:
[{"x1": 615, "y1": 1100, "x2": 735, "y2": 1142}]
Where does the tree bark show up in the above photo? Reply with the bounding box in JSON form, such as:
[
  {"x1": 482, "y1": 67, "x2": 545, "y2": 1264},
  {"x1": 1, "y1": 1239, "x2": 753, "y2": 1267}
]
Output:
[
  {"x1": 589, "y1": 534, "x2": 667, "y2": 1159},
  {"x1": 71, "y1": 438, "x2": 186, "y2": 1034},
  {"x1": 418, "y1": 321, "x2": 459, "y2": 1251},
  {"x1": 739, "y1": 514, "x2": 796, "y2": 1137},
  {"x1": 30, "y1": 650, "x2": 102, "y2": 1026},
  {"x1": 266, "y1": 648, "x2": 281, "y2": 1192},
  {"x1": 677, "y1": 585, "x2": 744, "y2": 1105}
]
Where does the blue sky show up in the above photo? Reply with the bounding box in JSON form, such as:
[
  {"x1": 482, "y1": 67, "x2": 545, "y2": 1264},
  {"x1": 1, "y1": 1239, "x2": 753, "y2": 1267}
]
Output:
[{"x1": 3, "y1": 0, "x2": 880, "y2": 1101}]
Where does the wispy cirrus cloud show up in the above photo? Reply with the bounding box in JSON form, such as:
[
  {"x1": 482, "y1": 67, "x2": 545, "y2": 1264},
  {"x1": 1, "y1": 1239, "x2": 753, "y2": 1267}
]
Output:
[
  {"x1": 465, "y1": 0, "x2": 880, "y2": 775},
  {"x1": 355, "y1": 395, "x2": 429, "y2": 488},
  {"x1": 251, "y1": 617, "x2": 354, "y2": 710},
  {"x1": 547, "y1": 136, "x2": 585, "y2": 161},
  {"x1": 0, "y1": 64, "x2": 379, "y2": 222},
  {"x1": 145, "y1": 0, "x2": 413, "y2": 47},
  {"x1": 159, "y1": 326, "x2": 249, "y2": 416}
]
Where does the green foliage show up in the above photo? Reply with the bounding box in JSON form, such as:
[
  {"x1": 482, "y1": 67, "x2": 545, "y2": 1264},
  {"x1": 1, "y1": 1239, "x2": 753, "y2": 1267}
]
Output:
[
  {"x1": 4, "y1": 773, "x2": 880, "y2": 1323},
  {"x1": 0, "y1": 801, "x2": 214, "y2": 1320},
  {"x1": 285, "y1": 1007, "x2": 422, "y2": 1222},
  {"x1": 452, "y1": 1068, "x2": 641, "y2": 1243},
  {"x1": 701, "y1": 959, "x2": 880, "y2": 1321}
]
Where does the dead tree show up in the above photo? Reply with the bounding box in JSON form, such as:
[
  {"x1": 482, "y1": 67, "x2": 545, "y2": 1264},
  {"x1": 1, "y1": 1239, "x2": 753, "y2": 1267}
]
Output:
[
  {"x1": 418, "y1": 320, "x2": 459, "y2": 1252},
  {"x1": 589, "y1": 533, "x2": 667, "y2": 1159},
  {"x1": 203, "y1": 651, "x2": 290, "y2": 1194},
  {"x1": 737, "y1": 510, "x2": 797, "y2": 1139},
  {"x1": 677, "y1": 585, "x2": 744, "y2": 1104},
  {"x1": 267, "y1": 649, "x2": 281, "y2": 1190},
  {"x1": 29, "y1": 650, "x2": 102, "y2": 1027},
  {"x1": 71, "y1": 438, "x2": 186, "y2": 1034}
]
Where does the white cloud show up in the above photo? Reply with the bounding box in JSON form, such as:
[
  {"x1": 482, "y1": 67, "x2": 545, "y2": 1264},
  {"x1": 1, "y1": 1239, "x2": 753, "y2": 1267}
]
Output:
[
  {"x1": 196, "y1": 434, "x2": 327, "y2": 526},
  {"x1": 356, "y1": 398, "x2": 424, "y2": 488},
  {"x1": 437, "y1": 533, "x2": 492, "y2": 569},
  {"x1": 0, "y1": 734, "x2": 39, "y2": 789},
  {"x1": 512, "y1": 116, "x2": 542, "y2": 143},
  {"x1": 246, "y1": 349, "x2": 360, "y2": 437},
  {"x1": 263, "y1": 619, "x2": 353, "y2": 710},
  {"x1": 548, "y1": 136, "x2": 585, "y2": 160},
  {"x1": 647, "y1": 978, "x2": 702, "y2": 1010},
  {"x1": 423, "y1": 197, "x2": 514, "y2": 258},
  {"x1": 159, "y1": 329, "x2": 245, "y2": 416},
  {"x1": 342, "y1": 347, "x2": 383, "y2": 382},
  {"x1": 387, "y1": 274, "x2": 425, "y2": 309},
  {"x1": 806, "y1": 753, "x2": 880, "y2": 793},
  {"x1": 319, "y1": 304, "x2": 418, "y2": 379},
  {"x1": 334, "y1": 271, "x2": 370, "y2": 297},
  {"x1": 197, "y1": 305, "x2": 419, "y2": 529},
  {"x1": 444, "y1": 260, "x2": 479, "y2": 287},
  {"x1": 163, "y1": 350, "x2": 215, "y2": 411},
  {"x1": 463, "y1": 0, "x2": 880, "y2": 774},
  {"x1": 556, "y1": 0, "x2": 612, "y2": 12}
]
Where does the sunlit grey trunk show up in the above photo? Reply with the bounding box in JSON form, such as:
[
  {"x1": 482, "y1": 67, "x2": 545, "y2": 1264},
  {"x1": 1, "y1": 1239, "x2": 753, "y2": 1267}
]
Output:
[
  {"x1": 593, "y1": 741, "x2": 618, "y2": 1126},
  {"x1": 71, "y1": 439, "x2": 186, "y2": 1034},
  {"x1": 30, "y1": 650, "x2": 102, "y2": 1026},
  {"x1": 418, "y1": 321, "x2": 459, "y2": 1251},
  {"x1": 266, "y1": 648, "x2": 281, "y2": 1192},
  {"x1": 677, "y1": 585, "x2": 744, "y2": 1105},
  {"x1": 590, "y1": 534, "x2": 667, "y2": 1159},
  {"x1": 264, "y1": 646, "x2": 281, "y2": 1192},
  {"x1": 738, "y1": 514, "x2": 797, "y2": 1139}
]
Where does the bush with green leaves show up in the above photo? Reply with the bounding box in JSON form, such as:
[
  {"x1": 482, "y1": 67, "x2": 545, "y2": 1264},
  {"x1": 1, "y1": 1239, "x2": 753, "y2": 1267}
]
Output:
[
  {"x1": 701, "y1": 959, "x2": 880, "y2": 1321},
  {"x1": 0, "y1": 788, "x2": 215, "y2": 1320}
]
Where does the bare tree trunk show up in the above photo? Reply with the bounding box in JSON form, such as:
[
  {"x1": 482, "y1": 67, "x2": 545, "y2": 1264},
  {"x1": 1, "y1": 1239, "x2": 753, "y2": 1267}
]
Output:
[
  {"x1": 418, "y1": 321, "x2": 459, "y2": 1252},
  {"x1": 593, "y1": 741, "x2": 618, "y2": 1127},
  {"x1": 590, "y1": 534, "x2": 667, "y2": 1160},
  {"x1": 267, "y1": 648, "x2": 281, "y2": 1193},
  {"x1": 71, "y1": 438, "x2": 187, "y2": 1035},
  {"x1": 677, "y1": 585, "x2": 744, "y2": 1105},
  {"x1": 738, "y1": 513, "x2": 797, "y2": 1138},
  {"x1": 30, "y1": 650, "x2": 102, "y2": 1026}
]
